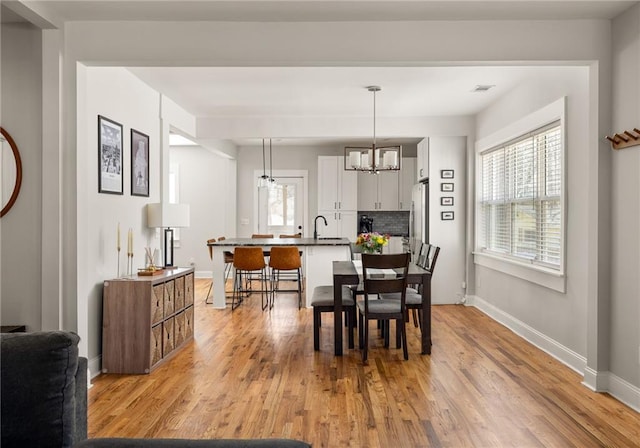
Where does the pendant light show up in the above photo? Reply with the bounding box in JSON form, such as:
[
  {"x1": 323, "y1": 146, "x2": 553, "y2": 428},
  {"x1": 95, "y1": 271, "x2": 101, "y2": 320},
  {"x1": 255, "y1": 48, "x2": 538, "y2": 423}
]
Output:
[
  {"x1": 268, "y1": 138, "x2": 276, "y2": 186},
  {"x1": 344, "y1": 85, "x2": 401, "y2": 173},
  {"x1": 258, "y1": 138, "x2": 270, "y2": 187}
]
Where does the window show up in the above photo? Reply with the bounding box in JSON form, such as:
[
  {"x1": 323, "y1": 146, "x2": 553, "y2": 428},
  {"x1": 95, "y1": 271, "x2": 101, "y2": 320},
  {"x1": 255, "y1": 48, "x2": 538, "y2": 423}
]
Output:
[
  {"x1": 267, "y1": 183, "x2": 295, "y2": 227},
  {"x1": 479, "y1": 121, "x2": 563, "y2": 271}
]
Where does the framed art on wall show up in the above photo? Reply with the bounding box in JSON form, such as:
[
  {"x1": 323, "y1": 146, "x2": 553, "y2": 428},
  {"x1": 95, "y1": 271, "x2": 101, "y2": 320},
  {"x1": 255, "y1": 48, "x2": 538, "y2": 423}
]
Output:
[
  {"x1": 441, "y1": 211, "x2": 454, "y2": 221},
  {"x1": 131, "y1": 129, "x2": 150, "y2": 197},
  {"x1": 440, "y1": 196, "x2": 454, "y2": 206},
  {"x1": 441, "y1": 169, "x2": 454, "y2": 179},
  {"x1": 441, "y1": 182, "x2": 454, "y2": 192},
  {"x1": 98, "y1": 115, "x2": 123, "y2": 194}
]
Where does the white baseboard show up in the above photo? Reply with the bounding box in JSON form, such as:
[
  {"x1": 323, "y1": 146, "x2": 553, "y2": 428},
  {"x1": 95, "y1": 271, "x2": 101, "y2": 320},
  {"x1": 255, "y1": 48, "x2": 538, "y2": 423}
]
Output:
[
  {"x1": 466, "y1": 295, "x2": 586, "y2": 375},
  {"x1": 466, "y1": 295, "x2": 640, "y2": 413},
  {"x1": 88, "y1": 354, "x2": 102, "y2": 380},
  {"x1": 195, "y1": 270, "x2": 212, "y2": 279},
  {"x1": 583, "y1": 369, "x2": 640, "y2": 412}
]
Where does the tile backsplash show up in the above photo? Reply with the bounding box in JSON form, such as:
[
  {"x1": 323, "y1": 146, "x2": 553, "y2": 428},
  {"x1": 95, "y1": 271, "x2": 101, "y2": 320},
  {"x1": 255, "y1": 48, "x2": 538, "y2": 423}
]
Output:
[{"x1": 357, "y1": 211, "x2": 410, "y2": 237}]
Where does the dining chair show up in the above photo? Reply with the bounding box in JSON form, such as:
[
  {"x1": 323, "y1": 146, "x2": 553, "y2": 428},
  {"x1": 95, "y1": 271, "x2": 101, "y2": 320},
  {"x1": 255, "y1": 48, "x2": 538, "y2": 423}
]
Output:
[
  {"x1": 268, "y1": 246, "x2": 303, "y2": 309},
  {"x1": 232, "y1": 247, "x2": 269, "y2": 310},
  {"x1": 310, "y1": 285, "x2": 356, "y2": 351},
  {"x1": 279, "y1": 233, "x2": 302, "y2": 238},
  {"x1": 204, "y1": 238, "x2": 216, "y2": 304},
  {"x1": 357, "y1": 252, "x2": 411, "y2": 362},
  {"x1": 380, "y1": 244, "x2": 440, "y2": 330}
]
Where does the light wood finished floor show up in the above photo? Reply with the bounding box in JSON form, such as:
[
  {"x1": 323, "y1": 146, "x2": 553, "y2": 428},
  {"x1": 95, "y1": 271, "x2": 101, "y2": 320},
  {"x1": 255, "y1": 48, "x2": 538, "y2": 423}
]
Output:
[{"x1": 89, "y1": 279, "x2": 640, "y2": 447}]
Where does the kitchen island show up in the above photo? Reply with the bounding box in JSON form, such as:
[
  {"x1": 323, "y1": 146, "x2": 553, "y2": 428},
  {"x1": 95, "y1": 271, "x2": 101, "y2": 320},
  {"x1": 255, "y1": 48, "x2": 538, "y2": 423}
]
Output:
[{"x1": 208, "y1": 237, "x2": 351, "y2": 308}]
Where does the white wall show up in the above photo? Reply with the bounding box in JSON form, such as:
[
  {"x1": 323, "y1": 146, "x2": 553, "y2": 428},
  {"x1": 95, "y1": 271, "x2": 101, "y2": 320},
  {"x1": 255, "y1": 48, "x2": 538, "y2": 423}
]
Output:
[
  {"x1": 79, "y1": 67, "x2": 161, "y2": 372},
  {"x1": 473, "y1": 68, "x2": 591, "y2": 365},
  {"x1": 428, "y1": 137, "x2": 467, "y2": 304},
  {"x1": 235, "y1": 144, "x2": 344, "y2": 237},
  {"x1": 611, "y1": 3, "x2": 640, "y2": 404},
  {"x1": 169, "y1": 145, "x2": 236, "y2": 276},
  {"x1": 1, "y1": 22, "x2": 43, "y2": 331}
]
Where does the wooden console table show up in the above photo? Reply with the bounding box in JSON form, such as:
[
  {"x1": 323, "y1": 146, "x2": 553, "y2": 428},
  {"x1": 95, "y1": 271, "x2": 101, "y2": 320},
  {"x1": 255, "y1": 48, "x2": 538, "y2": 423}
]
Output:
[{"x1": 102, "y1": 267, "x2": 194, "y2": 374}]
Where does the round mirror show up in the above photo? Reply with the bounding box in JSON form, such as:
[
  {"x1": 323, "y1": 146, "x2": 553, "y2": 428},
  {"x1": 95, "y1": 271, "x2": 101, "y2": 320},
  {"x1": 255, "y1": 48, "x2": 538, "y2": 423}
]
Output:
[{"x1": 1, "y1": 127, "x2": 23, "y2": 218}]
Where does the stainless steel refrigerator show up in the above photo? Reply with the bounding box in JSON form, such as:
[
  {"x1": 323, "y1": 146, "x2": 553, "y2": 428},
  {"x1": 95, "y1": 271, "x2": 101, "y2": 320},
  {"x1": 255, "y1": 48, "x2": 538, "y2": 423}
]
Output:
[{"x1": 410, "y1": 179, "x2": 429, "y2": 255}]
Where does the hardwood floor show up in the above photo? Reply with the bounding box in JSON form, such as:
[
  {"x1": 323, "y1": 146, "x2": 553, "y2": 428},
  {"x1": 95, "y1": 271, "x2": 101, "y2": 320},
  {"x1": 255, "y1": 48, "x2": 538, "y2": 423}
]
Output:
[{"x1": 89, "y1": 278, "x2": 640, "y2": 447}]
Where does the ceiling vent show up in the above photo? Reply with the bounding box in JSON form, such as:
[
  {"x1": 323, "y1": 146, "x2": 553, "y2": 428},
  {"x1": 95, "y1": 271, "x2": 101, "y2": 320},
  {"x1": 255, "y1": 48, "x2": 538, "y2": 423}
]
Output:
[{"x1": 472, "y1": 84, "x2": 495, "y2": 92}]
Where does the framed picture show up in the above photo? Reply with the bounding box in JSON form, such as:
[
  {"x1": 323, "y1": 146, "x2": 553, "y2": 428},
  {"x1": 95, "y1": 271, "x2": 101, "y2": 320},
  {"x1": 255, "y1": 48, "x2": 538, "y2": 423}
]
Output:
[
  {"x1": 131, "y1": 129, "x2": 150, "y2": 197},
  {"x1": 441, "y1": 169, "x2": 454, "y2": 179},
  {"x1": 98, "y1": 115, "x2": 123, "y2": 194},
  {"x1": 441, "y1": 182, "x2": 454, "y2": 192},
  {"x1": 441, "y1": 211, "x2": 454, "y2": 221},
  {"x1": 441, "y1": 196, "x2": 454, "y2": 206}
]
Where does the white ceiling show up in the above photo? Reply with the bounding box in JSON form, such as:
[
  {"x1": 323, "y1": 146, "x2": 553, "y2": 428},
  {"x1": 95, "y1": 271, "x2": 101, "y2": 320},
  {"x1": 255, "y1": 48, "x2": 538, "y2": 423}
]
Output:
[
  {"x1": 5, "y1": 1, "x2": 634, "y2": 147},
  {"x1": 4, "y1": 1, "x2": 636, "y2": 23}
]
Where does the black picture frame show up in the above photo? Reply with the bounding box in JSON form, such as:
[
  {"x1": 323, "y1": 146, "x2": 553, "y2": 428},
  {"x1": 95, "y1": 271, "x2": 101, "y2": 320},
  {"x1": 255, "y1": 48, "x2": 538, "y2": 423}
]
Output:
[
  {"x1": 441, "y1": 196, "x2": 454, "y2": 206},
  {"x1": 131, "y1": 129, "x2": 150, "y2": 197},
  {"x1": 98, "y1": 115, "x2": 123, "y2": 195},
  {"x1": 441, "y1": 169, "x2": 454, "y2": 179},
  {"x1": 441, "y1": 182, "x2": 454, "y2": 192},
  {"x1": 441, "y1": 211, "x2": 454, "y2": 221}
]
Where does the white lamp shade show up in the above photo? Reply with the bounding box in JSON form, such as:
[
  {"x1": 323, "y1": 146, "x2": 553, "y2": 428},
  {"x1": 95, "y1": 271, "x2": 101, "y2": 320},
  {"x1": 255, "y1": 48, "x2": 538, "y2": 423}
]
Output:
[{"x1": 147, "y1": 203, "x2": 190, "y2": 228}]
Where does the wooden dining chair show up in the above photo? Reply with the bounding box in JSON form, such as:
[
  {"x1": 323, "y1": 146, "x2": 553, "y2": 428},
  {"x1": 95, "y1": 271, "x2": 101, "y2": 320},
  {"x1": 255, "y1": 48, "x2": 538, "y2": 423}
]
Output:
[
  {"x1": 357, "y1": 252, "x2": 411, "y2": 363},
  {"x1": 232, "y1": 247, "x2": 269, "y2": 310},
  {"x1": 380, "y1": 244, "x2": 440, "y2": 330},
  {"x1": 310, "y1": 285, "x2": 356, "y2": 351},
  {"x1": 268, "y1": 246, "x2": 303, "y2": 309},
  {"x1": 251, "y1": 233, "x2": 274, "y2": 238}
]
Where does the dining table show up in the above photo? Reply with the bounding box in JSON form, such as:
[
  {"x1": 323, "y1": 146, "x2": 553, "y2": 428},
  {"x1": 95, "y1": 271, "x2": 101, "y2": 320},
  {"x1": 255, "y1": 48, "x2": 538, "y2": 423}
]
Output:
[{"x1": 332, "y1": 260, "x2": 433, "y2": 356}]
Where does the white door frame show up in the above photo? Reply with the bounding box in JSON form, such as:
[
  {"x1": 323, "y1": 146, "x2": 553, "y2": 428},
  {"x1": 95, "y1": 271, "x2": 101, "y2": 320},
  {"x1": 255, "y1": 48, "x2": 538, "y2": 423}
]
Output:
[{"x1": 253, "y1": 169, "x2": 309, "y2": 237}]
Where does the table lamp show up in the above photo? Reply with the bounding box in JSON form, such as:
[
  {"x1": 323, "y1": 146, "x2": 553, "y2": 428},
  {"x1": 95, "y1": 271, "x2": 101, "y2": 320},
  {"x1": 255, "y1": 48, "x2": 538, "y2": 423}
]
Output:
[{"x1": 147, "y1": 203, "x2": 190, "y2": 267}]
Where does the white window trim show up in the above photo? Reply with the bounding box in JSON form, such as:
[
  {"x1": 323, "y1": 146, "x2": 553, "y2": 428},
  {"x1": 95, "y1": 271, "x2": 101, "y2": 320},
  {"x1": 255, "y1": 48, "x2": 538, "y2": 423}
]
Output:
[{"x1": 474, "y1": 96, "x2": 567, "y2": 293}]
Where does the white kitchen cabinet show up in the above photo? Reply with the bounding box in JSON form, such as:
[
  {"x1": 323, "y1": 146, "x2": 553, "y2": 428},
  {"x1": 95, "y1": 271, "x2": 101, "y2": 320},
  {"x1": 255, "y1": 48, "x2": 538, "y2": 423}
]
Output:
[
  {"x1": 417, "y1": 138, "x2": 429, "y2": 181},
  {"x1": 357, "y1": 171, "x2": 399, "y2": 211},
  {"x1": 317, "y1": 156, "x2": 357, "y2": 211},
  {"x1": 316, "y1": 210, "x2": 358, "y2": 242},
  {"x1": 399, "y1": 158, "x2": 416, "y2": 211}
]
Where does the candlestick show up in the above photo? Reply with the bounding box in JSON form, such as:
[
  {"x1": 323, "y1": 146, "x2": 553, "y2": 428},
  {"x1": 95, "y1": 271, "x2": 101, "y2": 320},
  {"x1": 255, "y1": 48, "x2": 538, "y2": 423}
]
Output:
[{"x1": 117, "y1": 222, "x2": 121, "y2": 252}]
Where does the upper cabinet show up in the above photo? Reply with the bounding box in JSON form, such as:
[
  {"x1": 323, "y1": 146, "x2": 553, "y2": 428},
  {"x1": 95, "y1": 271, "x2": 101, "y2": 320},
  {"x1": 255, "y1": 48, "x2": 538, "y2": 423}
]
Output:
[
  {"x1": 358, "y1": 171, "x2": 399, "y2": 211},
  {"x1": 399, "y1": 158, "x2": 416, "y2": 211},
  {"x1": 357, "y1": 158, "x2": 415, "y2": 211},
  {"x1": 417, "y1": 138, "x2": 429, "y2": 181},
  {"x1": 318, "y1": 156, "x2": 357, "y2": 211}
]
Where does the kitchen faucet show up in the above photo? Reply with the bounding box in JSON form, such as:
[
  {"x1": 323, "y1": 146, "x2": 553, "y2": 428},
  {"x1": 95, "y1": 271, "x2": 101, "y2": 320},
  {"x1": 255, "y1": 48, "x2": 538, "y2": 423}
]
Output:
[{"x1": 313, "y1": 215, "x2": 328, "y2": 239}]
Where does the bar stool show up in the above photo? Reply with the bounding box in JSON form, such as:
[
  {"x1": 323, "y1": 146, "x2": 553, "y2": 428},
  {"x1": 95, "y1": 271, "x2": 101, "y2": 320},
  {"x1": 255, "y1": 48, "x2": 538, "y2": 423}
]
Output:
[
  {"x1": 268, "y1": 246, "x2": 303, "y2": 309},
  {"x1": 232, "y1": 247, "x2": 269, "y2": 310},
  {"x1": 216, "y1": 236, "x2": 234, "y2": 285},
  {"x1": 204, "y1": 238, "x2": 216, "y2": 304}
]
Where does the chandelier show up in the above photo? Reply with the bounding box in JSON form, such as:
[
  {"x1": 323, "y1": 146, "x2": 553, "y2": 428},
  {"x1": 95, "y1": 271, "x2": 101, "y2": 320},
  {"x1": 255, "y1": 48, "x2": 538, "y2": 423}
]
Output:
[{"x1": 344, "y1": 86, "x2": 401, "y2": 173}]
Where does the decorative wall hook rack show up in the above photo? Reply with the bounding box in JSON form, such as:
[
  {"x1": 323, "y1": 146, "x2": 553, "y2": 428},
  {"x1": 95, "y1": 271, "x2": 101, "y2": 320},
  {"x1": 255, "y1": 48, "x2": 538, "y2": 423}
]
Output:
[{"x1": 605, "y1": 127, "x2": 640, "y2": 150}]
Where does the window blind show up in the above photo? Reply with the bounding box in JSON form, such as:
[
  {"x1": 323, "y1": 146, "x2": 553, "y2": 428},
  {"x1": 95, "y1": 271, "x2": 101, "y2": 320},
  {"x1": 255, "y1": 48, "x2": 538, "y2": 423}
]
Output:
[{"x1": 480, "y1": 121, "x2": 562, "y2": 269}]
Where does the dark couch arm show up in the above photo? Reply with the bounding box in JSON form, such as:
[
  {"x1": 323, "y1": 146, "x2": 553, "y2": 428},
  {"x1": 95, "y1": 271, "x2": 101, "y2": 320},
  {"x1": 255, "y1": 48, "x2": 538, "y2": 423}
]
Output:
[
  {"x1": 74, "y1": 439, "x2": 311, "y2": 448},
  {"x1": 1, "y1": 331, "x2": 87, "y2": 448}
]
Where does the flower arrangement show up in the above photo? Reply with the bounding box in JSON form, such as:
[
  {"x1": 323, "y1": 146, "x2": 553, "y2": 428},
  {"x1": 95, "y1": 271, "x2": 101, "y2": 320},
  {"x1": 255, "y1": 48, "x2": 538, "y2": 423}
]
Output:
[{"x1": 356, "y1": 232, "x2": 389, "y2": 254}]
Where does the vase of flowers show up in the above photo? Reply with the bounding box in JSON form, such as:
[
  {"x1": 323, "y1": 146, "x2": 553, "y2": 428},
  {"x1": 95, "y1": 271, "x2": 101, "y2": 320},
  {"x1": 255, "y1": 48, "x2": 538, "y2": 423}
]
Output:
[{"x1": 356, "y1": 232, "x2": 389, "y2": 254}]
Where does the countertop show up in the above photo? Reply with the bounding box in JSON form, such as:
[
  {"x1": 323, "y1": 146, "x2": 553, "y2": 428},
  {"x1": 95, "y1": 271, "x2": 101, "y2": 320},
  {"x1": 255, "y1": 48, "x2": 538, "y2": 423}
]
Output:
[{"x1": 209, "y1": 237, "x2": 350, "y2": 247}]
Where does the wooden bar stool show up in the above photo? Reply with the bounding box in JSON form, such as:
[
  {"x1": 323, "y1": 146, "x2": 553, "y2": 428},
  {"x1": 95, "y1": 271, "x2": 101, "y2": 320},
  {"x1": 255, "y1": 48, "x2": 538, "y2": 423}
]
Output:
[
  {"x1": 268, "y1": 246, "x2": 303, "y2": 309},
  {"x1": 232, "y1": 247, "x2": 269, "y2": 310}
]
